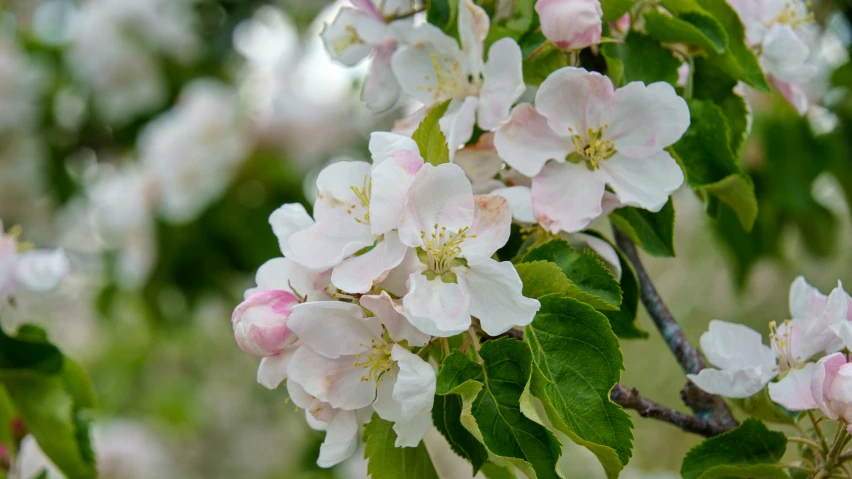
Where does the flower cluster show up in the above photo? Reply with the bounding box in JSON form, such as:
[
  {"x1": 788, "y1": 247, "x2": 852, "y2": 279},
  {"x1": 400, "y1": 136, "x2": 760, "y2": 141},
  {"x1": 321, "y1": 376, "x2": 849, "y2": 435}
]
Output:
[{"x1": 690, "y1": 276, "x2": 852, "y2": 422}]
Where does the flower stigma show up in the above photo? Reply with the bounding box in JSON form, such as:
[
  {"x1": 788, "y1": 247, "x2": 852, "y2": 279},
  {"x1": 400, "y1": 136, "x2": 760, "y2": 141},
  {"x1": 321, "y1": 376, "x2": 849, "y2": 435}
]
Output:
[
  {"x1": 418, "y1": 224, "x2": 473, "y2": 280},
  {"x1": 568, "y1": 125, "x2": 616, "y2": 170}
]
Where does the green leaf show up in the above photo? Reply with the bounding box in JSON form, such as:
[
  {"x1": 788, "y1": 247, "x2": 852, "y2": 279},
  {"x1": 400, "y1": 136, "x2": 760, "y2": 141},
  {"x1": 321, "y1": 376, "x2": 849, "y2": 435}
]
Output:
[
  {"x1": 412, "y1": 100, "x2": 452, "y2": 166},
  {"x1": 515, "y1": 261, "x2": 573, "y2": 299},
  {"x1": 681, "y1": 418, "x2": 787, "y2": 479},
  {"x1": 692, "y1": 57, "x2": 751, "y2": 156},
  {"x1": 601, "y1": 0, "x2": 636, "y2": 22},
  {"x1": 599, "y1": 240, "x2": 649, "y2": 340},
  {"x1": 4, "y1": 377, "x2": 97, "y2": 479},
  {"x1": 520, "y1": 239, "x2": 622, "y2": 311},
  {"x1": 671, "y1": 99, "x2": 757, "y2": 230},
  {"x1": 59, "y1": 358, "x2": 97, "y2": 410},
  {"x1": 436, "y1": 341, "x2": 563, "y2": 479},
  {"x1": 427, "y1": 0, "x2": 460, "y2": 38},
  {"x1": 0, "y1": 326, "x2": 63, "y2": 376},
  {"x1": 364, "y1": 414, "x2": 440, "y2": 479},
  {"x1": 661, "y1": 0, "x2": 769, "y2": 91},
  {"x1": 602, "y1": 32, "x2": 680, "y2": 87},
  {"x1": 432, "y1": 394, "x2": 488, "y2": 474},
  {"x1": 481, "y1": 462, "x2": 518, "y2": 479},
  {"x1": 609, "y1": 199, "x2": 676, "y2": 257},
  {"x1": 525, "y1": 294, "x2": 633, "y2": 478},
  {"x1": 0, "y1": 386, "x2": 15, "y2": 449},
  {"x1": 644, "y1": 10, "x2": 727, "y2": 54},
  {"x1": 484, "y1": 0, "x2": 536, "y2": 46}
]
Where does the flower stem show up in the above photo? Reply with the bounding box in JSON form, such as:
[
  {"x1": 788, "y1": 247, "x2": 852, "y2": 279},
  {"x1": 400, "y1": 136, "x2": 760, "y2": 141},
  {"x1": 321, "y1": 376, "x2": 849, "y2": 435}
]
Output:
[
  {"x1": 810, "y1": 410, "x2": 831, "y2": 453},
  {"x1": 789, "y1": 436, "x2": 826, "y2": 452}
]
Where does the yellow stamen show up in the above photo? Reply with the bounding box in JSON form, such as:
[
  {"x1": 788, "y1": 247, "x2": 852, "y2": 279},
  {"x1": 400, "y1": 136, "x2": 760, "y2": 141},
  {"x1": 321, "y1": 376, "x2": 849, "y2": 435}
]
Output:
[
  {"x1": 769, "y1": 320, "x2": 796, "y2": 371},
  {"x1": 353, "y1": 338, "x2": 394, "y2": 383},
  {"x1": 329, "y1": 24, "x2": 365, "y2": 56},
  {"x1": 569, "y1": 125, "x2": 616, "y2": 170},
  {"x1": 420, "y1": 225, "x2": 473, "y2": 275},
  {"x1": 348, "y1": 175, "x2": 372, "y2": 225}
]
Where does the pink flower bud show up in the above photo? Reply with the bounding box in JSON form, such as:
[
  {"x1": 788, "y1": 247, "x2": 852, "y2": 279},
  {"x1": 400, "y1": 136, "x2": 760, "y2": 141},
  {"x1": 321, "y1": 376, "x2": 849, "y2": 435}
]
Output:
[
  {"x1": 232, "y1": 290, "x2": 301, "y2": 356},
  {"x1": 535, "y1": 0, "x2": 603, "y2": 50},
  {"x1": 812, "y1": 353, "x2": 852, "y2": 422}
]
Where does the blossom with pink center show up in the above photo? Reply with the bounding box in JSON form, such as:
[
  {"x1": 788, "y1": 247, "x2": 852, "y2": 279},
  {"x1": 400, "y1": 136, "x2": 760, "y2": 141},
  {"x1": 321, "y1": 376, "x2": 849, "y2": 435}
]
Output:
[
  {"x1": 535, "y1": 0, "x2": 603, "y2": 51},
  {"x1": 494, "y1": 67, "x2": 688, "y2": 233}
]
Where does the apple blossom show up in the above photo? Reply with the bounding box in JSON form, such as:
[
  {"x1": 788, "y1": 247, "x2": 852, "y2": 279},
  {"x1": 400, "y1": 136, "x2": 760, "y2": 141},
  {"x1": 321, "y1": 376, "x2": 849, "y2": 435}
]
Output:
[
  {"x1": 321, "y1": 0, "x2": 416, "y2": 112},
  {"x1": 535, "y1": 0, "x2": 603, "y2": 51},
  {"x1": 396, "y1": 163, "x2": 540, "y2": 336},
  {"x1": 391, "y1": 0, "x2": 525, "y2": 153},
  {"x1": 494, "y1": 67, "x2": 688, "y2": 233},
  {"x1": 0, "y1": 220, "x2": 70, "y2": 303}
]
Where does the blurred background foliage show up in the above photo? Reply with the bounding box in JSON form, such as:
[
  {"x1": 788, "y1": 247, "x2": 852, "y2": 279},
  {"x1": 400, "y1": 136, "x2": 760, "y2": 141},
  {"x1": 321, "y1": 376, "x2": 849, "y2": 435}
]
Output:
[{"x1": 1, "y1": 0, "x2": 852, "y2": 478}]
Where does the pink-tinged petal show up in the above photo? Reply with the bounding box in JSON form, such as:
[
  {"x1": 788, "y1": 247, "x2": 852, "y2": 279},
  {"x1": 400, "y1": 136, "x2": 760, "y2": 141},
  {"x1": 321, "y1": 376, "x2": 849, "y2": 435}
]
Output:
[
  {"x1": 458, "y1": 0, "x2": 489, "y2": 75},
  {"x1": 369, "y1": 131, "x2": 420, "y2": 166},
  {"x1": 461, "y1": 194, "x2": 511, "y2": 260},
  {"x1": 773, "y1": 77, "x2": 809, "y2": 115},
  {"x1": 378, "y1": 0, "x2": 413, "y2": 16},
  {"x1": 370, "y1": 150, "x2": 425, "y2": 235},
  {"x1": 313, "y1": 161, "x2": 373, "y2": 221},
  {"x1": 331, "y1": 231, "x2": 408, "y2": 293},
  {"x1": 360, "y1": 292, "x2": 431, "y2": 347},
  {"x1": 248, "y1": 257, "x2": 332, "y2": 302},
  {"x1": 363, "y1": 45, "x2": 400, "y2": 113},
  {"x1": 232, "y1": 290, "x2": 301, "y2": 356},
  {"x1": 13, "y1": 249, "x2": 69, "y2": 293},
  {"x1": 477, "y1": 38, "x2": 525, "y2": 130},
  {"x1": 535, "y1": 67, "x2": 614, "y2": 136},
  {"x1": 402, "y1": 273, "x2": 471, "y2": 337},
  {"x1": 287, "y1": 346, "x2": 377, "y2": 409},
  {"x1": 789, "y1": 276, "x2": 828, "y2": 320},
  {"x1": 269, "y1": 203, "x2": 314, "y2": 257},
  {"x1": 699, "y1": 320, "x2": 777, "y2": 371},
  {"x1": 571, "y1": 232, "x2": 621, "y2": 280},
  {"x1": 460, "y1": 258, "x2": 540, "y2": 335},
  {"x1": 257, "y1": 347, "x2": 298, "y2": 389},
  {"x1": 762, "y1": 25, "x2": 815, "y2": 85},
  {"x1": 598, "y1": 150, "x2": 684, "y2": 211},
  {"x1": 392, "y1": 106, "x2": 427, "y2": 136},
  {"x1": 811, "y1": 352, "x2": 847, "y2": 419},
  {"x1": 687, "y1": 366, "x2": 774, "y2": 398},
  {"x1": 531, "y1": 161, "x2": 606, "y2": 233},
  {"x1": 491, "y1": 186, "x2": 535, "y2": 224},
  {"x1": 390, "y1": 23, "x2": 467, "y2": 106},
  {"x1": 768, "y1": 363, "x2": 817, "y2": 411},
  {"x1": 317, "y1": 409, "x2": 360, "y2": 468},
  {"x1": 398, "y1": 163, "x2": 475, "y2": 248},
  {"x1": 287, "y1": 301, "x2": 382, "y2": 358},
  {"x1": 453, "y1": 132, "x2": 503, "y2": 184},
  {"x1": 351, "y1": 0, "x2": 385, "y2": 22},
  {"x1": 607, "y1": 81, "x2": 690, "y2": 158},
  {"x1": 493, "y1": 103, "x2": 573, "y2": 177},
  {"x1": 320, "y1": 8, "x2": 383, "y2": 66},
  {"x1": 440, "y1": 96, "x2": 479, "y2": 157},
  {"x1": 536, "y1": 0, "x2": 603, "y2": 50},
  {"x1": 377, "y1": 248, "x2": 421, "y2": 297}
]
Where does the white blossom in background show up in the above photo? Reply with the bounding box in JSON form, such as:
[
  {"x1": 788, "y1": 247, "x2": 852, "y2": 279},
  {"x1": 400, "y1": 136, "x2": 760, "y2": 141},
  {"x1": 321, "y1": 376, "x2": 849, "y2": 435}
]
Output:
[
  {"x1": 140, "y1": 80, "x2": 251, "y2": 224},
  {"x1": 495, "y1": 67, "x2": 687, "y2": 234},
  {"x1": 0, "y1": 219, "x2": 69, "y2": 304},
  {"x1": 0, "y1": 39, "x2": 46, "y2": 134},
  {"x1": 66, "y1": 0, "x2": 199, "y2": 124},
  {"x1": 391, "y1": 0, "x2": 525, "y2": 155}
]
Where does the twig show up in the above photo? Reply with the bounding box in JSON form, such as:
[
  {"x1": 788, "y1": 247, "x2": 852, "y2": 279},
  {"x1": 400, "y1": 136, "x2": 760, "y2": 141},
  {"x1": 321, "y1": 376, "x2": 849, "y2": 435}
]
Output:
[
  {"x1": 610, "y1": 384, "x2": 731, "y2": 437},
  {"x1": 613, "y1": 228, "x2": 738, "y2": 431}
]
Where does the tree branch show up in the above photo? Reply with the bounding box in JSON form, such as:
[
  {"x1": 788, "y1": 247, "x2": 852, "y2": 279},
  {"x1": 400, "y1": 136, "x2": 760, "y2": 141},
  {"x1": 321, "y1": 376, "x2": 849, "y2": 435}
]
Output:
[
  {"x1": 610, "y1": 384, "x2": 730, "y2": 437},
  {"x1": 612, "y1": 227, "x2": 738, "y2": 431}
]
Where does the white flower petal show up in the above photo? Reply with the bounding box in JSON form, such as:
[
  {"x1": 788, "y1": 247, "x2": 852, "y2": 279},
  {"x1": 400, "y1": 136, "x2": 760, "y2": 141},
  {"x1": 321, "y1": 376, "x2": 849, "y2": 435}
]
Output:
[
  {"x1": 461, "y1": 194, "x2": 511, "y2": 260},
  {"x1": 288, "y1": 219, "x2": 374, "y2": 272},
  {"x1": 440, "y1": 96, "x2": 479, "y2": 156},
  {"x1": 493, "y1": 103, "x2": 572, "y2": 177},
  {"x1": 248, "y1": 257, "x2": 331, "y2": 302},
  {"x1": 369, "y1": 131, "x2": 420, "y2": 166},
  {"x1": 535, "y1": 67, "x2": 614, "y2": 136},
  {"x1": 607, "y1": 81, "x2": 690, "y2": 158},
  {"x1": 370, "y1": 150, "x2": 425, "y2": 235},
  {"x1": 453, "y1": 132, "x2": 504, "y2": 183},
  {"x1": 313, "y1": 161, "x2": 373, "y2": 221},
  {"x1": 491, "y1": 186, "x2": 535, "y2": 224},
  {"x1": 391, "y1": 345, "x2": 436, "y2": 418},
  {"x1": 789, "y1": 276, "x2": 828, "y2": 320},
  {"x1": 687, "y1": 366, "x2": 774, "y2": 398},
  {"x1": 477, "y1": 38, "x2": 525, "y2": 131},
  {"x1": 320, "y1": 8, "x2": 384, "y2": 66},
  {"x1": 699, "y1": 320, "x2": 777, "y2": 371},
  {"x1": 531, "y1": 161, "x2": 606, "y2": 233},
  {"x1": 598, "y1": 150, "x2": 684, "y2": 212},
  {"x1": 363, "y1": 45, "x2": 401, "y2": 112},
  {"x1": 460, "y1": 259, "x2": 539, "y2": 335},
  {"x1": 458, "y1": 0, "x2": 489, "y2": 75},
  {"x1": 287, "y1": 302, "x2": 382, "y2": 358},
  {"x1": 402, "y1": 273, "x2": 471, "y2": 337},
  {"x1": 257, "y1": 348, "x2": 298, "y2": 389},
  {"x1": 14, "y1": 249, "x2": 69, "y2": 293},
  {"x1": 398, "y1": 163, "x2": 475, "y2": 248},
  {"x1": 360, "y1": 292, "x2": 431, "y2": 347},
  {"x1": 332, "y1": 232, "x2": 408, "y2": 294},
  {"x1": 287, "y1": 346, "x2": 377, "y2": 410},
  {"x1": 390, "y1": 24, "x2": 467, "y2": 106},
  {"x1": 762, "y1": 24, "x2": 815, "y2": 84},
  {"x1": 317, "y1": 410, "x2": 360, "y2": 468},
  {"x1": 768, "y1": 363, "x2": 817, "y2": 411},
  {"x1": 269, "y1": 203, "x2": 314, "y2": 257}
]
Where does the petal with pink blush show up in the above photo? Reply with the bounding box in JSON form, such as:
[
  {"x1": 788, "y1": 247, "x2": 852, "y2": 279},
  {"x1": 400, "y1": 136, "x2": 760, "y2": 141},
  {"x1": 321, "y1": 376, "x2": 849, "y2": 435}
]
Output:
[
  {"x1": 607, "y1": 81, "x2": 690, "y2": 158},
  {"x1": 491, "y1": 186, "x2": 535, "y2": 224},
  {"x1": 789, "y1": 276, "x2": 828, "y2": 320},
  {"x1": 369, "y1": 131, "x2": 420, "y2": 167},
  {"x1": 773, "y1": 77, "x2": 808, "y2": 115},
  {"x1": 461, "y1": 194, "x2": 511, "y2": 260},
  {"x1": 768, "y1": 363, "x2": 817, "y2": 411},
  {"x1": 257, "y1": 347, "x2": 298, "y2": 389},
  {"x1": 535, "y1": 0, "x2": 603, "y2": 50},
  {"x1": 287, "y1": 347, "x2": 377, "y2": 410},
  {"x1": 398, "y1": 164, "x2": 475, "y2": 248},
  {"x1": 370, "y1": 149, "x2": 424, "y2": 235},
  {"x1": 477, "y1": 38, "x2": 525, "y2": 131},
  {"x1": 535, "y1": 67, "x2": 614, "y2": 136},
  {"x1": 287, "y1": 301, "x2": 382, "y2": 359},
  {"x1": 360, "y1": 292, "x2": 431, "y2": 347},
  {"x1": 402, "y1": 273, "x2": 471, "y2": 337},
  {"x1": 232, "y1": 290, "x2": 301, "y2": 356},
  {"x1": 331, "y1": 231, "x2": 408, "y2": 294},
  {"x1": 811, "y1": 352, "x2": 847, "y2": 420},
  {"x1": 531, "y1": 161, "x2": 606, "y2": 234},
  {"x1": 598, "y1": 150, "x2": 684, "y2": 212},
  {"x1": 460, "y1": 258, "x2": 540, "y2": 335},
  {"x1": 493, "y1": 103, "x2": 573, "y2": 177}
]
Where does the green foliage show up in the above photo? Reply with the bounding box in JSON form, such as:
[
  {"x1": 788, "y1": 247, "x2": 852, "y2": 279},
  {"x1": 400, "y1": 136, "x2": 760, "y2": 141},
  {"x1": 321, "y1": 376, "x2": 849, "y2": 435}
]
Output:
[
  {"x1": 526, "y1": 294, "x2": 634, "y2": 478},
  {"x1": 0, "y1": 326, "x2": 97, "y2": 479},
  {"x1": 520, "y1": 239, "x2": 622, "y2": 311},
  {"x1": 426, "y1": 0, "x2": 460, "y2": 38},
  {"x1": 484, "y1": 0, "x2": 537, "y2": 46},
  {"x1": 412, "y1": 100, "x2": 452, "y2": 166},
  {"x1": 597, "y1": 237, "x2": 649, "y2": 340},
  {"x1": 602, "y1": 32, "x2": 681, "y2": 86},
  {"x1": 364, "y1": 414, "x2": 440, "y2": 479},
  {"x1": 672, "y1": 99, "x2": 758, "y2": 230},
  {"x1": 644, "y1": 10, "x2": 727, "y2": 54},
  {"x1": 691, "y1": 58, "x2": 751, "y2": 156},
  {"x1": 432, "y1": 394, "x2": 488, "y2": 474},
  {"x1": 436, "y1": 341, "x2": 563, "y2": 479},
  {"x1": 600, "y1": 0, "x2": 636, "y2": 22},
  {"x1": 680, "y1": 418, "x2": 787, "y2": 479},
  {"x1": 610, "y1": 199, "x2": 676, "y2": 257}
]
